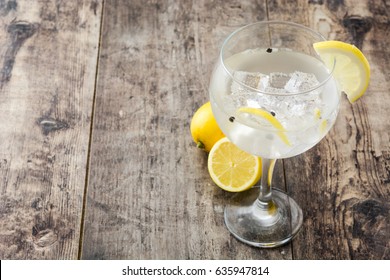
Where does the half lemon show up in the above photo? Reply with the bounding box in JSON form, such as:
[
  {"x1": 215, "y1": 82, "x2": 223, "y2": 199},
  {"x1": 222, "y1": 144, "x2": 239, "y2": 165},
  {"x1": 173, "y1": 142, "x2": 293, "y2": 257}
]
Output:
[{"x1": 208, "y1": 137, "x2": 262, "y2": 192}]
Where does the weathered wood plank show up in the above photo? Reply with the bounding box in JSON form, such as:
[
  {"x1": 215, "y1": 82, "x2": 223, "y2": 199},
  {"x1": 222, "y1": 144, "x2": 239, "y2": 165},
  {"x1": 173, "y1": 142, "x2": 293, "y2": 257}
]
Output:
[
  {"x1": 269, "y1": 0, "x2": 390, "y2": 259},
  {"x1": 0, "y1": 0, "x2": 102, "y2": 259},
  {"x1": 82, "y1": 0, "x2": 291, "y2": 259}
]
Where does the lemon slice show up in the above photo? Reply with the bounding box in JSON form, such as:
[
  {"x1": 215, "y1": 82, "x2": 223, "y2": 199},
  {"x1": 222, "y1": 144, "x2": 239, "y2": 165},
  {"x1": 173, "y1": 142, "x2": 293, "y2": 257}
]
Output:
[
  {"x1": 208, "y1": 137, "x2": 262, "y2": 192},
  {"x1": 237, "y1": 107, "x2": 291, "y2": 146},
  {"x1": 314, "y1": 107, "x2": 322, "y2": 119},
  {"x1": 313, "y1": 40, "x2": 370, "y2": 103},
  {"x1": 314, "y1": 107, "x2": 328, "y2": 134}
]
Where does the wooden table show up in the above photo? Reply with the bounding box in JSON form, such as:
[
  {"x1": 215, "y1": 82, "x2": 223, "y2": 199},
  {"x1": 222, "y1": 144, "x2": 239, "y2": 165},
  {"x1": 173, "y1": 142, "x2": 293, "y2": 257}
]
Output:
[{"x1": 0, "y1": 0, "x2": 389, "y2": 260}]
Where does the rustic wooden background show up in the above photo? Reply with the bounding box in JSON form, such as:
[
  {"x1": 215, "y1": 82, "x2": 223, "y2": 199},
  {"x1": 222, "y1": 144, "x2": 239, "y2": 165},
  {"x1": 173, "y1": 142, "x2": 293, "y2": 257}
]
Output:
[{"x1": 0, "y1": 0, "x2": 388, "y2": 260}]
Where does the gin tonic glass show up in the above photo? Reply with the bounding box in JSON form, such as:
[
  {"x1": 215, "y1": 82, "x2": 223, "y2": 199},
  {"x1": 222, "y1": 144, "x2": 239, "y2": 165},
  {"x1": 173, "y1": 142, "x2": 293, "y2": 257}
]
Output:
[{"x1": 209, "y1": 21, "x2": 340, "y2": 247}]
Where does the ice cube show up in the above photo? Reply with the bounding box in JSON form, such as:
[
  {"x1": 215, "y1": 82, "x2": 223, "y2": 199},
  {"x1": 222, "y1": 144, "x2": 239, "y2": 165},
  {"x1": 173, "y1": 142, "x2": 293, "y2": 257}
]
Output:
[
  {"x1": 284, "y1": 71, "x2": 319, "y2": 93},
  {"x1": 257, "y1": 75, "x2": 269, "y2": 91},
  {"x1": 289, "y1": 101, "x2": 306, "y2": 116},
  {"x1": 233, "y1": 71, "x2": 263, "y2": 88},
  {"x1": 269, "y1": 72, "x2": 290, "y2": 89},
  {"x1": 231, "y1": 71, "x2": 269, "y2": 93}
]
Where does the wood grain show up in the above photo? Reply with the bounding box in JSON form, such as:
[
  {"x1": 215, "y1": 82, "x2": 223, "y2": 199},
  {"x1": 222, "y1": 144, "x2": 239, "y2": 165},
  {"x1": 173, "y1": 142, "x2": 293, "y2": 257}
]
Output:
[
  {"x1": 269, "y1": 0, "x2": 390, "y2": 259},
  {"x1": 0, "y1": 0, "x2": 102, "y2": 259},
  {"x1": 0, "y1": 0, "x2": 388, "y2": 260},
  {"x1": 81, "y1": 0, "x2": 292, "y2": 259}
]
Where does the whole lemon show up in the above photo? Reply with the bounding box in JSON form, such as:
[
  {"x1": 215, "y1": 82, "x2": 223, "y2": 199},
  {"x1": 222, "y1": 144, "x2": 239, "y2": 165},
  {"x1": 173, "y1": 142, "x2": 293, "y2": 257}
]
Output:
[{"x1": 190, "y1": 101, "x2": 225, "y2": 152}]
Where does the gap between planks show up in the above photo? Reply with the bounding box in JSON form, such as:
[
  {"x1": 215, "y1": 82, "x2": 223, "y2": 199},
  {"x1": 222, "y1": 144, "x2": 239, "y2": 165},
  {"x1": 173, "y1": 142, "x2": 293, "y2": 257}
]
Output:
[{"x1": 77, "y1": 0, "x2": 106, "y2": 260}]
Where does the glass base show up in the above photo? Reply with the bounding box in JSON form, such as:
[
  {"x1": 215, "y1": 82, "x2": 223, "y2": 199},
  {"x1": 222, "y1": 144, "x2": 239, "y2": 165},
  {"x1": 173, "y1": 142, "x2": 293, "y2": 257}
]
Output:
[{"x1": 224, "y1": 188, "x2": 303, "y2": 248}]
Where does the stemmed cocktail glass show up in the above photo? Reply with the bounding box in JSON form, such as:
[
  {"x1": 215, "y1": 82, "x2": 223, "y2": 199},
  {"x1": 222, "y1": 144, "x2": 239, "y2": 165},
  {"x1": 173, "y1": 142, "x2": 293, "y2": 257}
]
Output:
[{"x1": 209, "y1": 21, "x2": 340, "y2": 247}]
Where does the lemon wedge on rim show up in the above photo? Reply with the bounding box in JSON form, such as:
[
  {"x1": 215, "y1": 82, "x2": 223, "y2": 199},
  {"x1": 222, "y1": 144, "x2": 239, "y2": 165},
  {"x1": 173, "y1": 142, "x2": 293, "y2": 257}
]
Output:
[
  {"x1": 208, "y1": 137, "x2": 262, "y2": 192},
  {"x1": 313, "y1": 40, "x2": 370, "y2": 103},
  {"x1": 237, "y1": 107, "x2": 291, "y2": 146}
]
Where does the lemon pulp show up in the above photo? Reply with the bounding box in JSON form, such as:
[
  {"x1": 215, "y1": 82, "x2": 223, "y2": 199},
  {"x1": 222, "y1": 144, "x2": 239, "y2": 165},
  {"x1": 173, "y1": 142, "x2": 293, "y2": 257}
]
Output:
[{"x1": 208, "y1": 137, "x2": 262, "y2": 192}]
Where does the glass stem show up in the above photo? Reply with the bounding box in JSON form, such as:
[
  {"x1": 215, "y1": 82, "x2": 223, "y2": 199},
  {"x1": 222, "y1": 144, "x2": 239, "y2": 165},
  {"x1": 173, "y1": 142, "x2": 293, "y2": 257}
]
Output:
[{"x1": 258, "y1": 158, "x2": 276, "y2": 205}]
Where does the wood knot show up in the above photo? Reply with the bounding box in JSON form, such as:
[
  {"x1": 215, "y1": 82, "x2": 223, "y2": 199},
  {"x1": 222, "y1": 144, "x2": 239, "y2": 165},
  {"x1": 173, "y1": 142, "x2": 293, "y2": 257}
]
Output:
[
  {"x1": 32, "y1": 229, "x2": 58, "y2": 248},
  {"x1": 31, "y1": 209, "x2": 74, "y2": 249},
  {"x1": 308, "y1": 0, "x2": 324, "y2": 4},
  {"x1": 353, "y1": 199, "x2": 388, "y2": 223},
  {"x1": 7, "y1": 20, "x2": 38, "y2": 42},
  {"x1": 343, "y1": 15, "x2": 372, "y2": 35},
  {"x1": 352, "y1": 199, "x2": 389, "y2": 254},
  {"x1": 342, "y1": 15, "x2": 372, "y2": 48},
  {"x1": 1, "y1": 20, "x2": 38, "y2": 87},
  {"x1": 37, "y1": 117, "x2": 69, "y2": 135},
  {"x1": 31, "y1": 197, "x2": 44, "y2": 211}
]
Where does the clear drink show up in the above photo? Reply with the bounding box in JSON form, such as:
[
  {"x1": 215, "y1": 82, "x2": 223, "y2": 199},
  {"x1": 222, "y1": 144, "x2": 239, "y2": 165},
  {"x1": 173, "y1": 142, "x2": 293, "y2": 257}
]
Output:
[{"x1": 210, "y1": 48, "x2": 340, "y2": 159}]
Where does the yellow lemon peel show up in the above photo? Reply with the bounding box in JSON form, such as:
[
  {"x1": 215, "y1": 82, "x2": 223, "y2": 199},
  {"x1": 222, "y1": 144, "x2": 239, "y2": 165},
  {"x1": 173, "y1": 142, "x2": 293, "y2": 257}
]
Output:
[
  {"x1": 313, "y1": 40, "x2": 370, "y2": 103},
  {"x1": 237, "y1": 107, "x2": 291, "y2": 146}
]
